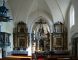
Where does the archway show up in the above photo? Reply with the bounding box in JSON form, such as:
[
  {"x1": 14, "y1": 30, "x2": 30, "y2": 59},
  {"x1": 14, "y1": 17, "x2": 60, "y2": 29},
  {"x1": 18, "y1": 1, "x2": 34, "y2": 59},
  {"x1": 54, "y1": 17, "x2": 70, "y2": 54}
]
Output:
[{"x1": 31, "y1": 17, "x2": 53, "y2": 53}]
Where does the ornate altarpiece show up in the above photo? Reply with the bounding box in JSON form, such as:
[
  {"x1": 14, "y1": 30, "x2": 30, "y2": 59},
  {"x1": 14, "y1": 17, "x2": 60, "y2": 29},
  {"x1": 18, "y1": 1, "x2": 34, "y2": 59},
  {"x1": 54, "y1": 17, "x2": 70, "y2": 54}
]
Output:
[
  {"x1": 52, "y1": 21, "x2": 67, "y2": 50},
  {"x1": 13, "y1": 21, "x2": 28, "y2": 50}
]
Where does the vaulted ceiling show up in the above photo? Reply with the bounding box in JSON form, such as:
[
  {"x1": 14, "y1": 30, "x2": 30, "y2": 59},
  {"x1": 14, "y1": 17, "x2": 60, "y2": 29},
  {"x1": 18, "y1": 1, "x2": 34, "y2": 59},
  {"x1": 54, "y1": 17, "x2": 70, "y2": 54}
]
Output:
[
  {"x1": 7, "y1": 0, "x2": 71, "y2": 32},
  {"x1": 7, "y1": 0, "x2": 71, "y2": 22}
]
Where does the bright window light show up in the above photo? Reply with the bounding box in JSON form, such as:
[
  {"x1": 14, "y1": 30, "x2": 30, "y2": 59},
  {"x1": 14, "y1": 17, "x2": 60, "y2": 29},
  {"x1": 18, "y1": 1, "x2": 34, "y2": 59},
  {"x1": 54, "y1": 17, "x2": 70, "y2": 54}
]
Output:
[{"x1": 70, "y1": 5, "x2": 75, "y2": 28}]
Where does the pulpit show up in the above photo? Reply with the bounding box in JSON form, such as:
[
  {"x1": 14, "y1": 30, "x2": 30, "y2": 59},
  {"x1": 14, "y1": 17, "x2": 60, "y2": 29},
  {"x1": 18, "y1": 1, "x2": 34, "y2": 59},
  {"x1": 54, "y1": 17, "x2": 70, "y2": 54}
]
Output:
[{"x1": 0, "y1": 32, "x2": 11, "y2": 57}]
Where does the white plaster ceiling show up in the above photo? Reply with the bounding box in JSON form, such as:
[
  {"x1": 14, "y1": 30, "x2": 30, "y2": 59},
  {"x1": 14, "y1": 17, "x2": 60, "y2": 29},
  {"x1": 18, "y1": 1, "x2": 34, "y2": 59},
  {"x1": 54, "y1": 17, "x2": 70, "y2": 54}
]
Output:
[
  {"x1": 7, "y1": 0, "x2": 70, "y2": 22},
  {"x1": 7, "y1": 0, "x2": 71, "y2": 30}
]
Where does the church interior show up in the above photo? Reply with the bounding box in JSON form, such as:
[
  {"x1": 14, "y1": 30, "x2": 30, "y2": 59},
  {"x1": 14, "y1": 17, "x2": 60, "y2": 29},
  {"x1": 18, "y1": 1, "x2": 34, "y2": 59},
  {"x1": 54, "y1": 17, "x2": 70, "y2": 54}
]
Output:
[{"x1": 0, "y1": 0, "x2": 78, "y2": 60}]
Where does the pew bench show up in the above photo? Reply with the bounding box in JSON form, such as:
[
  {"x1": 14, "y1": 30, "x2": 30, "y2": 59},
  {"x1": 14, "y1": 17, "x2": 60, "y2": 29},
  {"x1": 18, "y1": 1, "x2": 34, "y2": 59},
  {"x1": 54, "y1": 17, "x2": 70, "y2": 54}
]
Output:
[{"x1": 2, "y1": 56, "x2": 32, "y2": 60}]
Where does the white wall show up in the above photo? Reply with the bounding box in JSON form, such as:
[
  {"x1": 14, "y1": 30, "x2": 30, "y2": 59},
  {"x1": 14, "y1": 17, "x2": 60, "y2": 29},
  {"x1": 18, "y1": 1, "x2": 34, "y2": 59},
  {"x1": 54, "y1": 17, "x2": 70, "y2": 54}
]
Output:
[
  {"x1": 0, "y1": 21, "x2": 14, "y2": 57},
  {"x1": 66, "y1": 4, "x2": 75, "y2": 53},
  {"x1": 70, "y1": 0, "x2": 78, "y2": 41},
  {"x1": 67, "y1": 0, "x2": 78, "y2": 54},
  {"x1": 0, "y1": 0, "x2": 14, "y2": 57},
  {"x1": 0, "y1": 48, "x2": 2, "y2": 58}
]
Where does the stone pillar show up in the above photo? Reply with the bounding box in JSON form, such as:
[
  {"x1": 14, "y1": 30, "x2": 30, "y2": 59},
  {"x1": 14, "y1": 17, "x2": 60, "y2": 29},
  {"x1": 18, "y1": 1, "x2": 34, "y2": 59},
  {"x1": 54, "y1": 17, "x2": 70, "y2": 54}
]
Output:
[
  {"x1": 50, "y1": 33, "x2": 52, "y2": 51},
  {"x1": 38, "y1": 40, "x2": 39, "y2": 51},
  {"x1": 27, "y1": 33, "x2": 32, "y2": 56}
]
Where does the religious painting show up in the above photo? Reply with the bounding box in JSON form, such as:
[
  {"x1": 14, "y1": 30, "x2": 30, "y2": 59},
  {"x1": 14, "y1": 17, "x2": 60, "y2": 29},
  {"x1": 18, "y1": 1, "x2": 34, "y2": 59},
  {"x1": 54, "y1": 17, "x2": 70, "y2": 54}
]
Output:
[
  {"x1": 53, "y1": 37, "x2": 63, "y2": 48},
  {"x1": 19, "y1": 39, "x2": 25, "y2": 48}
]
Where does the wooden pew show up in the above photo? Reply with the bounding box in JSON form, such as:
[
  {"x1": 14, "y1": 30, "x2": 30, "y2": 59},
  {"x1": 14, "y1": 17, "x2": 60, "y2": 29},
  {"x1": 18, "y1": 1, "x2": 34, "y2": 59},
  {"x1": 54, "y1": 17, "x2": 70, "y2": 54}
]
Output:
[
  {"x1": 57, "y1": 58, "x2": 71, "y2": 60},
  {"x1": 2, "y1": 56, "x2": 32, "y2": 60}
]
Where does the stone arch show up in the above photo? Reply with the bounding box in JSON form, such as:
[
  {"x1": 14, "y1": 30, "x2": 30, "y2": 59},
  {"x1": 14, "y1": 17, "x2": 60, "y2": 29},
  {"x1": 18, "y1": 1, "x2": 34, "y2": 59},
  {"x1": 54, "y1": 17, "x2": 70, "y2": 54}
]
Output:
[{"x1": 28, "y1": 10, "x2": 54, "y2": 34}]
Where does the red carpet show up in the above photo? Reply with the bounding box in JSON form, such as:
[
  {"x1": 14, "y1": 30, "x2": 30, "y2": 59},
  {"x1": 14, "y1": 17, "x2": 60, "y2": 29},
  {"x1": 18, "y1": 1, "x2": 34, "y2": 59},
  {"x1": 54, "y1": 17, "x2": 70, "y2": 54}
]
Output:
[
  {"x1": 38, "y1": 56, "x2": 44, "y2": 60},
  {"x1": 38, "y1": 58, "x2": 44, "y2": 60}
]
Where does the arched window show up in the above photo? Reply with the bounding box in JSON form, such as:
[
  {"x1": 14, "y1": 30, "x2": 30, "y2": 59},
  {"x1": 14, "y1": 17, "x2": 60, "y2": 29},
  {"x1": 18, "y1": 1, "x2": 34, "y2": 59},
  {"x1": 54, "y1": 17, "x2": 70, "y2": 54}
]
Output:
[{"x1": 69, "y1": 5, "x2": 75, "y2": 28}]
